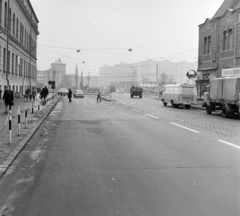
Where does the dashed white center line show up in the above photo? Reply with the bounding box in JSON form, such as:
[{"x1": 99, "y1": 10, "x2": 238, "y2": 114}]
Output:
[
  {"x1": 170, "y1": 122, "x2": 200, "y2": 133},
  {"x1": 132, "y1": 109, "x2": 140, "y2": 113},
  {"x1": 145, "y1": 114, "x2": 159, "y2": 119},
  {"x1": 218, "y1": 140, "x2": 240, "y2": 149}
]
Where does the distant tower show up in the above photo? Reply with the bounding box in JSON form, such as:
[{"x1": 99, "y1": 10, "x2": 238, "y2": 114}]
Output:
[
  {"x1": 75, "y1": 64, "x2": 78, "y2": 89},
  {"x1": 80, "y1": 70, "x2": 83, "y2": 90}
]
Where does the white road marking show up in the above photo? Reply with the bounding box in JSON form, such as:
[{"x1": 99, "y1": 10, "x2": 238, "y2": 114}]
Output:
[
  {"x1": 132, "y1": 109, "x2": 140, "y2": 113},
  {"x1": 145, "y1": 114, "x2": 159, "y2": 119},
  {"x1": 170, "y1": 122, "x2": 200, "y2": 133},
  {"x1": 218, "y1": 140, "x2": 240, "y2": 150}
]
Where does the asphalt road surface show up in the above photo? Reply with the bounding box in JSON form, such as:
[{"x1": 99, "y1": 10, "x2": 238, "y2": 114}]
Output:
[{"x1": 0, "y1": 94, "x2": 239, "y2": 216}]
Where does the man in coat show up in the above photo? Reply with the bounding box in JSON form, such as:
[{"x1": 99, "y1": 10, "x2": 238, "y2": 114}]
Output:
[
  {"x1": 68, "y1": 88, "x2": 72, "y2": 102},
  {"x1": 3, "y1": 85, "x2": 14, "y2": 113},
  {"x1": 41, "y1": 86, "x2": 49, "y2": 105}
]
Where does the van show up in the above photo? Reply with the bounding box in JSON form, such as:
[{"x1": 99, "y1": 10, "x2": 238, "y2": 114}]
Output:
[{"x1": 162, "y1": 84, "x2": 197, "y2": 109}]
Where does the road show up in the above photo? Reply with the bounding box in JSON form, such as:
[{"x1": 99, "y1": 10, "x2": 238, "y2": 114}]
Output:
[{"x1": 0, "y1": 94, "x2": 239, "y2": 216}]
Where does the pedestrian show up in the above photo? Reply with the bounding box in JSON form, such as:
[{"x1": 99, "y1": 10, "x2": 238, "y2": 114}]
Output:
[
  {"x1": 0, "y1": 85, "x2": 2, "y2": 100},
  {"x1": 32, "y1": 87, "x2": 37, "y2": 101},
  {"x1": 68, "y1": 88, "x2": 72, "y2": 102},
  {"x1": 97, "y1": 90, "x2": 101, "y2": 102},
  {"x1": 3, "y1": 85, "x2": 14, "y2": 113},
  {"x1": 41, "y1": 86, "x2": 49, "y2": 105},
  {"x1": 25, "y1": 87, "x2": 30, "y2": 101}
]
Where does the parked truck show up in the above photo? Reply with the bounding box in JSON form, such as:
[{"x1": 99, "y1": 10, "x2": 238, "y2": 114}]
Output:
[
  {"x1": 161, "y1": 84, "x2": 197, "y2": 109},
  {"x1": 203, "y1": 77, "x2": 240, "y2": 118},
  {"x1": 130, "y1": 85, "x2": 143, "y2": 98}
]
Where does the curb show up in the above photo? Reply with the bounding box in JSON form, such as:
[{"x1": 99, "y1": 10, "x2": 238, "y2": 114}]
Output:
[{"x1": 0, "y1": 96, "x2": 61, "y2": 179}]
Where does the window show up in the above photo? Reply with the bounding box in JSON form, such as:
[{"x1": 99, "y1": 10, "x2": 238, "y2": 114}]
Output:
[
  {"x1": 223, "y1": 29, "x2": 234, "y2": 50},
  {"x1": 207, "y1": 36, "x2": 211, "y2": 54},
  {"x1": 8, "y1": 8, "x2": 11, "y2": 32},
  {"x1": 16, "y1": 18, "x2": 18, "y2": 39},
  {"x1": 228, "y1": 29, "x2": 233, "y2": 49},
  {"x1": 12, "y1": 53, "x2": 14, "y2": 74},
  {"x1": 223, "y1": 31, "x2": 228, "y2": 50},
  {"x1": 12, "y1": 13, "x2": 15, "y2": 35},
  {"x1": 4, "y1": 2, "x2": 7, "y2": 28},
  {"x1": 204, "y1": 36, "x2": 211, "y2": 54},
  {"x1": 15, "y1": 55, "x2": 18, "y2": 75},
  {"x1": 0, "y1": 0, "x2": 2, "y2": 25}
]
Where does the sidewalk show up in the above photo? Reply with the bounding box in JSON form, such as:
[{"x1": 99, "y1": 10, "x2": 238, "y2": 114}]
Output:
[{"x1": 0, "y1": 93, "x2": 59, "y2": 178}]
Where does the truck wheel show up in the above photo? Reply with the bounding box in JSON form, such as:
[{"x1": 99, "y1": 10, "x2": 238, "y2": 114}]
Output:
[
  {"x1": 222, "y1": 104, "x2": 234, "y2": 118},
  {"x1": 139, "y1": 95, "x2": 142, "y2": 98},
  {"x1": 222, "y1": 105, "x2": 228, "y2": 118},
  {"x1": 185, "y1": 105, "x2": 191, "y2": 109},
  {"x1": 206, "y1": 106, "x2": 212, "y2": 114},
  {"x1": 163, "y1": 102, "x2": 167, "y2": 106},
  {"x1": 131, "y1": 94, "x2": 133, "y2": 98}
]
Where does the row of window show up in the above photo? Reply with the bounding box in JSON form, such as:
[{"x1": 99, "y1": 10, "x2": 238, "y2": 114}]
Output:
[
  {"x1": 0, "y1": 46, "x2": 37, "y2": 79},
  {"x1": 203, "y1": 28, "x2": 234, "y2": 55},
  {"x1": 0, "y1": 0, "x2": 37, "y2": 57}
]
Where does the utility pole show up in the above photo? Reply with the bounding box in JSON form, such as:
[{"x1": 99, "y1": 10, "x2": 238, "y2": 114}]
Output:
[{"x1": 87, "y1": 72, "x2": 90, "y2": 88}]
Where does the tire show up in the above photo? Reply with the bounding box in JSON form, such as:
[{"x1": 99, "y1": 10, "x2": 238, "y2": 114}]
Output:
[
  {"x1": 171, "y1": 100, "x2": 177, "y2": 108},
  {"x1": 185, "y1": 105, "x2": 191, "y2": 109},
  {"x1": 139, "y1": 95, "x2": 142, "y2": 98},
  {"x1": 222, "y1": 104, "x2": 233, "y2": 118},
  {"x1": 163, "y1": 102, "x2": 167, "y2": 106},
  {"x1": 131, "y1": 94, "x2": 133, "y2": 98},
  {"x1": 222, "y1": 105, "x2": 228, "y2": 118},
  {"x1": 206, "y1": 106, "x2": 212, "y2": 114}
]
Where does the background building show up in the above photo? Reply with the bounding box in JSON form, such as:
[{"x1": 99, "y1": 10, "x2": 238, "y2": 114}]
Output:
[
  {"x1": 197, "y1": 0, "x2": 240, "y2": 100},
  {"x1": 99, "y1": 60, "x2": 197, "y2": 88},
  {"x1": 0, "y1": 0, "x2": 39, "y2": 96}
]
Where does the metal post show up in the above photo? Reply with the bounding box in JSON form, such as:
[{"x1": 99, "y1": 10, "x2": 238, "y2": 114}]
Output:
[
  {"x1": 155, "y1": 64, "x2": 158, "y2": 95},
  {"x1": 25, "y1": 103, "x2": 28, "y2": 129},
  {"x1": 31, "y1": 98, "x2": 33, "y2": 124},
  {"x1": 9, "y1": 104, "x2": 11, "y2": 144},
  {"x1": 18, "y1": 107, "x2": 20, "y2": 136}
]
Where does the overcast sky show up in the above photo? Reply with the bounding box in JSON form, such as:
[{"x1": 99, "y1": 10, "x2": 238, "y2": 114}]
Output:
[{"x1": 31, "y1": 0, "x2": 223, "y2": 75}]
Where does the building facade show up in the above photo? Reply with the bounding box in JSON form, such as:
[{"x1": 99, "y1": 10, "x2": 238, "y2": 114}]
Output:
[
  {"x1": 99, "y1": 60, "x2": 197, "y2": 88},
  {"x1": 197, "y1": 0, "x2": 240, "y2": 99},
  {"x1": 0, "y1": 0, "x2": 39, "y2": 96}
]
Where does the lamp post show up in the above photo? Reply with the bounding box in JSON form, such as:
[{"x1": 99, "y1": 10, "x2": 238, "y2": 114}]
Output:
[{"x1": 6, "y1": 0, "x2": 10, "y2": 87}]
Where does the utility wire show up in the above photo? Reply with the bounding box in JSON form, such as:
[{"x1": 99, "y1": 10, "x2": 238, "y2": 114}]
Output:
[{"x1": 55, "y1": 0, "x2": 198, "y2": 23}]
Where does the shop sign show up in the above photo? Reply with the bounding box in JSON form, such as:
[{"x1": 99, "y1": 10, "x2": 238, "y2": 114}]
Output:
[{"x1": 222, "y1": 67, "x2": 240, "y2": 77}]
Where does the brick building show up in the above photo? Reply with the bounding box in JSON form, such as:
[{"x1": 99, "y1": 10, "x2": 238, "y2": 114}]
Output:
[
  {"x1": 0, "y1": 0, "x2": 39, "y2": 96},
  {"x1": 197, "y1": 0, "x2": 240, "y2": 100}
]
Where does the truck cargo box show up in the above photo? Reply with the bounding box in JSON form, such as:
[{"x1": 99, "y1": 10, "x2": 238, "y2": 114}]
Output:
[
  {"x1": 210, "y1": 78, "x2": 223, "y2": 100},
  {"x1": 222, "y1": 77, "x2": 240, "y2": 101}
]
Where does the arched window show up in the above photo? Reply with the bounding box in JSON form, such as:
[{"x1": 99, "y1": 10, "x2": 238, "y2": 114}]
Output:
[
  {"x1": 4, "y1": 1, "x2": 7, "y2": 29},
  {"x1": 12, "y1": 13, "x2": 15, "y2": 35},
  {"x1": 0, "y1": 0, "x2": 2, "y2": 25}
]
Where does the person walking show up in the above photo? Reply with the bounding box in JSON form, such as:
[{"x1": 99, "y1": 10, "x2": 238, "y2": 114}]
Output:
[
  {"x1": 97, "y1": 90, "x2": 101, "y2": 103},
  {"x1": 32, "y1": 87, "x2": 37, "y2": 101},
  {"x1": 41, "y1": 86, "x2": 49, "y2": 105},
  {"x1": 0, "y1": 86, "x2": 2, "y2": 100},
  {"x1": 68, "y1": 88, "x2": 72, "y2": 102},
  {"x1": 3, "y1": 86, "x2": 14, "y2": 113}
]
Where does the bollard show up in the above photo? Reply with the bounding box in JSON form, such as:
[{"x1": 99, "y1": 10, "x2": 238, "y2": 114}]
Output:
[
  {"x1": 25, "y1": 103, "x2": 28, "y2": 129},
  {"x1": 9, "y1": 105, "x2": 12, "y2": 144},
  {"x1": 38, "y1": 102, "x2": 40, "y2": 116},
  {"x1": 31, "y1": 99, "x2": 34, "y2": 124},
  {"x1": 18, "y1": 107, "x2": 21, "y2": 136}
]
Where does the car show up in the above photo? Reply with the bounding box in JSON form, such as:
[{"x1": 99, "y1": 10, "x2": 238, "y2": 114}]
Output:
[
  {"x1": 73, "y1": 89, "x2": 84, "y2": 98},
  {"x1": 58, "y1": 88, "x2": 68, "y2": 96}
]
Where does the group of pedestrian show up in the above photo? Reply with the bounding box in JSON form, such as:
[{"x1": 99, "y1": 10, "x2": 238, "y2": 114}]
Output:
[
  {"x1": 1, "y1": 85, "x2": 14, "y2": 114},
  {"x1": 66, "y1": 88, "x2": 101, "y2": 103},
  {"x1": 24, "y1": 87, "x2": 37, "y2": 101}
]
